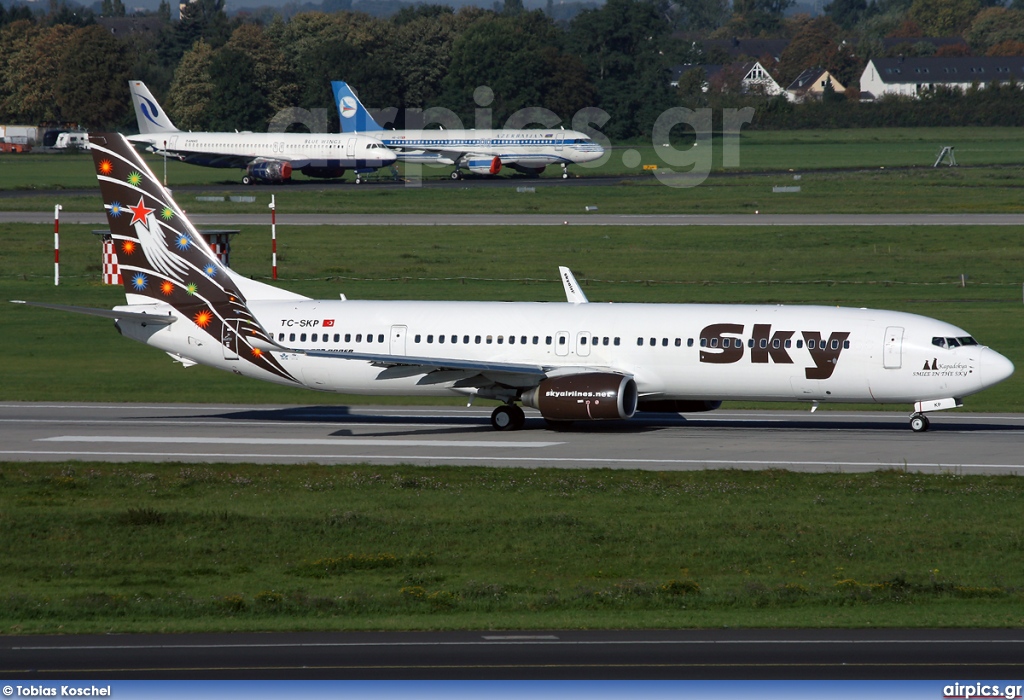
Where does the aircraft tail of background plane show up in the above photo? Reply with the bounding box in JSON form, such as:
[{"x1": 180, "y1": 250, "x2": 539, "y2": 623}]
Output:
[
  {"x1": 332, "y1": 81, "x2": 384, "y2": 132},
  {"x1": 129, "y1": 80, "x2": 178, "y2": 134}
]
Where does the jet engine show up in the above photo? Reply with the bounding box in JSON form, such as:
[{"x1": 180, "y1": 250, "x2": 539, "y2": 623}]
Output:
[
  {"x1": 467, "y1": 156, "x2": 502, "y2": 175},
  {"x1": 521, "y1": 373, "x2": 637, "y2": 421},
  {"x1": 637, "y1": 400, "x2": 722, "y2": 413},
  {"x1": 244, "y1": 160, "x2": 292, "y2": 184}
]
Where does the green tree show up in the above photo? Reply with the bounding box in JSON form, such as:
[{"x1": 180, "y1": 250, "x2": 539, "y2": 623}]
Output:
[
  {"x1": 727, "y1": 0, "x2": 794, "y2": 35},
  {"x1": 909, "y1": 0, "x2": 980, "y2": 36},
  {"x1": 776, "y1": 16, "x2": 860, "y2": 87},
  {"x1": 55, "y1": 25, "x2": 131, "y2": 127},
  {"x1": 226, "y1": 23, "x2": 296, "y2": 113},
  {"x1": 0, "y1": 22, "x2": 74, "y2": 122},
  {"x1": 567, "y1": 0, "x2": 676, "y2": 140},
  {"x1": 203, "y1": 46, "x2": 271, "y2": 131},
  {"x1": 964, "y1": 7, "x2": 1024, "y2": 52},
  {"x1": 167, "y1": 38, "x2": 215, "y2": 129}
]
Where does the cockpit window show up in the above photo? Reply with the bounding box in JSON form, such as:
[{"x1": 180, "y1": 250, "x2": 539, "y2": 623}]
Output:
[{"x1": 932, "y1": 336, "x2": 978, "y2": 349}]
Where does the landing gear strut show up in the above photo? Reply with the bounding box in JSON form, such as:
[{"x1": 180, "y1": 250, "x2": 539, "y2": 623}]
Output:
[
  {"x1": 909, "y1": 413, "x2": 930, "y2": 432},
  {"x1": 561, "y1": 164, "x2": 570, "y2": 180},
  {"x1": 491, "y1": 403, "x2": 525, "y2": 431}
]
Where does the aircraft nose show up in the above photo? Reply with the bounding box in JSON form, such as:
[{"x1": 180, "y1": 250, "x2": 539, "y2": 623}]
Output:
[{"x1": 981, "y1": 348, "x2": 1014, "y2": 387}]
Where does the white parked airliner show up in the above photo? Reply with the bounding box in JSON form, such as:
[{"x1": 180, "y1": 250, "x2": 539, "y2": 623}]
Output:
[
  {"x1": 15, "y1": 133, "x2": 1014, "y2": 432},
  {"x1": 127, "y1": 81, "x2": 396, "y2": 184},
  {"x1": 332, "y1": 81, "x2": 605, "y2": 180}
]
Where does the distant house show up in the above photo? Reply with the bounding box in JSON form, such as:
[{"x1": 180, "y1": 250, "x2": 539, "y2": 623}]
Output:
[
  {"x1": 860, "y1": 57, "x2": 1024, "y2": 100},
  {"x1": 785, "y1": 67, "x2": 845, "y2": 102},
  {"x1": 672, "y1": 61, "x2": 783, "y2": 96}
]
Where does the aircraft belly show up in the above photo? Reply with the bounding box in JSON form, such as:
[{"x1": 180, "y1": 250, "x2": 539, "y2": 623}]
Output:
[{"x1": 292, "y1": 355, "x2": 464, "y2": 396}]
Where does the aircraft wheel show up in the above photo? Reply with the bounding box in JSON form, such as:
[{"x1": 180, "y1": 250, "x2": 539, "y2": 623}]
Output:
[
  {"x1": 491, "y1": 405, "x2": 521, "y2": 431},
  {"x1": 242, "y1": 175, "x2": 253, "y2": 185},
  {"x1": 450, "y1": 170, "x2": 462, "y2": 180},
  {"x1": 562, "y1": 172, "x2": 569, "y2": 179},
  {"x1": 355, "y1": 177, "x2": 362, "y2": 184},
  {"x1": 910, "y1": 413, "x2": 930, "y2": 432}
]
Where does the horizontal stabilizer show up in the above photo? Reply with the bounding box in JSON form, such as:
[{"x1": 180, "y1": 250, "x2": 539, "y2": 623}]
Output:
[{"x1": 10, "y1": 300, "x2": 177, "y2": 325}]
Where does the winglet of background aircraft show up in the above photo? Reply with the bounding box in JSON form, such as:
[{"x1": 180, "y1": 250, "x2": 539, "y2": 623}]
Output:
[
  {"x1": 332, "y1": 81, "x2": 384, "y2": 132},
  {"x1": 559, "y1": 266, "x2": 589, "y2": 304}
]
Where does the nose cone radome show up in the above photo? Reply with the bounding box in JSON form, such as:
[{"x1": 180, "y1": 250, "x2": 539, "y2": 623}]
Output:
[{"x1": 981, "y1": 348, "x2": 1014, "y2": 388}]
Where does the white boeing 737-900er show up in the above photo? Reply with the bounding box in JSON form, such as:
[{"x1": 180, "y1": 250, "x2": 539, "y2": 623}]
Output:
[
  {"x1": 127, "y1": 81, "x2": 396, "y2": 184},
  {"x1": 14, "y1": 133, "x2": 1014, "y2": 432}
]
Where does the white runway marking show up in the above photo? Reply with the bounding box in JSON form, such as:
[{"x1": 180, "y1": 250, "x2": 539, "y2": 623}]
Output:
[{"x1": 39, "y1": 435, "x2": 562, "y2": 449}]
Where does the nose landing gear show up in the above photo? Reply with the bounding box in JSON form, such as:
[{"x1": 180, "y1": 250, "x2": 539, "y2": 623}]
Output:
[{"x1": 909, "y1": 413, "x2": 930, "y2": 432}]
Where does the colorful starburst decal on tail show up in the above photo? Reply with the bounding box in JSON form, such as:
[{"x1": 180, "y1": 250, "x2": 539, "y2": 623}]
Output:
[
  {"x1": 108, "y1": 202, "x2": 123, "y2": 217},
  {"x1": 175, "y1": 234, "x2": 191, "y2": 251},
  {"x1": 161, "y1": 207, "x2": 174, "y2": 221},
  {"x1": 193, "y1": 309, "x2": 213, "y2": 328},
  {"x1": 204, "y1": 263, "x2": 218, "y2": 277},
  {"x1": 127, "y1": 171, "x2": 143, "y2": 187},
  {"x1": 98, "y1": 160, "x2": 113, "y2": 176},
  {"x1": 160, "y1": 280, "x2": 174, "y2": 296},
  {"x1": 185, "y1": 282, "x2": 198, "y2": 295},
  {"x1": 121, "y1": 239, "x2": 136, "y2": 255},
  {"x1": 131, "y1": 273, "x2": 148, "y2": 290}
]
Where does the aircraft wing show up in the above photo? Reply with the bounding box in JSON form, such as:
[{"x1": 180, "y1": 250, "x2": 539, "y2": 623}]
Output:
[{"x1": 247, "y1": 336, "x2": 620, "y2": 389}]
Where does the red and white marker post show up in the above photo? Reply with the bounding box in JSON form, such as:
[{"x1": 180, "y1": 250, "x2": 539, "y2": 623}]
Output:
[
  {"x1": 269, "y1": 194, "x2": 277, "y2": 280},
  {"x1": 53, "y1": 204, "x2": 62, "y2": 286}
]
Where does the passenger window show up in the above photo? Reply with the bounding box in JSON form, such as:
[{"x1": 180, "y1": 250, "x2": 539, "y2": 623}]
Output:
[
  {"x1": 662, "y1": 338, "x2": 668, "y2": 347},
  {"x1": 278, "y1": 333, "x2": 284, "y2": 341},
  {"x1": 843, "y1": 340, "x2": 850, "y2": 349},
  {"x1": 796, "y1": 339, "x2": 803, "y2": 348},
  {"x1": 687, "y1": 338, "x2": 693, "y2": 347},
  {"x1": 464, "y1": 335, "x2": 470, "y2": 344},
  {"x1": 747, "y1": 339, "x2": 754, "y2": 348},
  {"x1": 614, "y1": 337, "x2": 620, "y2": 346},
  {"x1": 700, "y1": 338, "x2": 707, "y2": 347},
  {"x1": 580, "y1": 337, "x2": 586, "y2": 345},
  {"x1": 509, "y1": 336, "x2": 515, "y2": 345},
  {"x1": 807, "y1": 339, "x2": 815, "y2": 349},
  {"x1": 300, "y1": 333, "x2": 307, "y2": 342},
  {"x1": 603, "y1": 337, "x2": 609, "y2": 346},
  {"x1": 637, "y1": 338, "x2": 643, "y2": 346},
  {"x1": 487, "y1": 336, "x2": 493, "y2": 344},
  {"x1": 378, "y1": 334, "x2": 384, "y2": 343},
  {"x1": 311, "y1": 334, "x2": 318, "y2": 342},
  {"x1": 415, "y1": 335, "x2": 421, "y2": 343},
  {"x1": 533, "y1": 336, "x2": 539, "y2": 344},
  {"x1": 558, "y1": 336, "x2": 566, "y2": 345},
  {"x1": 438, "y1": 335, "x2": 445, "y2": 344},
  {"x1": 830, "y1": 339, "x2": 839, "y2": 350},
  {"x1": 710, "y1": 338, "x2": 718, "y2": 348},
  {"x1": 772, "y1": 339, "x2": 780, "y2": 349},
  {"x1": 675, "y1": 338, "x2": 681, "y2": 347},
  {"x1": 367, "y1": 334, "x2": 373, "y2": 343},
  {"x1": 759, "y1": 339, "x2": 767, "y2": 349},
  {"x1": 289, "y1": 333, "x2": 295, "y2": 342},
  {"x1": 649, "y1": 338, "x2": 656, "y2": 347},
  {"x1": 498, "y1": 336, "x2": 504, "y2": 344},
  {"x1": 722, "y1": 338, "x2": 730, "y2": 348},
  {"x1": 334, "y1": 334, "x2": 340, "y2": 343},
  {"x1": 427, "y1": 335, "x2": 433, "y2": 343},
  {"x1": 521, "y1": 336, "x2": 527, "y2": 344},
  {"x1": 476, "y1": 335, "x2": 482, "y2": 344},
  {"x1": 784, "y1": 339, "x2": 791, "y2": 348}
]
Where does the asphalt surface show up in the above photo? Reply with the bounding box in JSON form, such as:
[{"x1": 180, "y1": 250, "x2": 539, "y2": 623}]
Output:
[
  {"x1": 3, "y1": 212, "x2": 1024, "y2": 226},
  {"x1": 3, "y1": 629, "x2": 1024, "y2": 679},
  {"x1": 2, "y1": 403, "x2": 1022, "y2": 474}
]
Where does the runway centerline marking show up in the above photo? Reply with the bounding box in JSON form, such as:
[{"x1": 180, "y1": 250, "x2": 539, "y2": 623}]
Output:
[{"x1": 38, "y1": 435, "x2": 562, "y2": 449}]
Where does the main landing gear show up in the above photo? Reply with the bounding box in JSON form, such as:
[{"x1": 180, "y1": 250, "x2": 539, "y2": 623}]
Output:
[
  {"x1": 491, "y1": 403, "x2": 525, "y2": 431},
  {"x1": 561, "y1": 164, "x2": 570, "y2": 179},
  {"x1": 450, "y1": 169, "x2": 463, "y2": 180},
  {"x1": 909, "y1": 413, "x2": 930, "y2": 433}
]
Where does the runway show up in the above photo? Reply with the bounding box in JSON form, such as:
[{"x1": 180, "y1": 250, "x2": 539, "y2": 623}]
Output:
[
  {"x1": 2, "y1": 403, "x2": 1022, "y2": 474},
  {"x1": 3, "y1": 629, "x2": 1024, "y2": 679},
  {"x1": 3, "y1": 211, "x2": 1024, "y2": 226}
]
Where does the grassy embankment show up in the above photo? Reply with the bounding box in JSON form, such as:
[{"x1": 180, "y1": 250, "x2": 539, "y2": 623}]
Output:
[{"x1": 2, "y1": 463, "x2": 1022, "y2": 634}]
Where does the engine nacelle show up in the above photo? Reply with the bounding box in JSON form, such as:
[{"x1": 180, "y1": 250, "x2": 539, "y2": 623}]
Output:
[
  {"x1": 467, "y1": 156, "x2": 502, "y2": 175},
  {"x1": 246, "y1": 160, "x2": 292, "y2": 183},
  {"x1": 637, "y1": 400, "x2": 722, "y2": 413},
  {"x1": 522, "y1": 373, "x2": 637, "y2": 421}
]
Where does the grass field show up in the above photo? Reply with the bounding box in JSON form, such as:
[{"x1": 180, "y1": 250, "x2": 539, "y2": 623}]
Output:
[{"x1": 2, "y1": 463, "x2": 1021, "y2": 634}]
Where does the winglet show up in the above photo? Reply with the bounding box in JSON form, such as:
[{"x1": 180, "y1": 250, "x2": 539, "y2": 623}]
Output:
[
  {"x1": 559, "y1": 266, "x2": 589, "y2": 304},
  {"x1": 331, "y1": 81, "x2": 384, "y2": 132}
]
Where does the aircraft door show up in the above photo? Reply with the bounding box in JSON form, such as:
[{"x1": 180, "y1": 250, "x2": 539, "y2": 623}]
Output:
[
  {"x1": 168, "y1": 136, "x2": 177, "y2": 150},
  {"x1": 576, "y1": 331, "x2": 591, "y2": 357},
  {"x1": 222, "y1": 321, "x2": 239, "y2": 360},
  {"x1": 390, "y1": 325, "x2": 407, "y2": 356},
  {"x1": 883, "y1": 326, "x2": 904, "y2": 369},
  {"x1": 346, "y1": 138, "x2": 356, "y2": 158},
  {"x1": 555, "y1": 331, "x2": 570, "y2": 356},
  {"x1": 555, "y1": 136, "x2": 563, "y2": 152}
]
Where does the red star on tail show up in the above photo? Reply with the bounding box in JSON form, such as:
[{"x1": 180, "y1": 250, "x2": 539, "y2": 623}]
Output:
[{"x1": 128, "y1": 196, "x2": 154, "y2": 227}]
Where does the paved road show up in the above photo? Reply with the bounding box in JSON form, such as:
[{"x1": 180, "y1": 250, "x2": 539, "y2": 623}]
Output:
[
  {"x1": 2, "y1": 403, "x2": 1022, "y2": 474},
  {"x1": 3, "y1": 211, "x2": 1024, "y2": 226},
  {"x1": 3, "y1": 629, "x2": 1023, "y2": 679}
]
